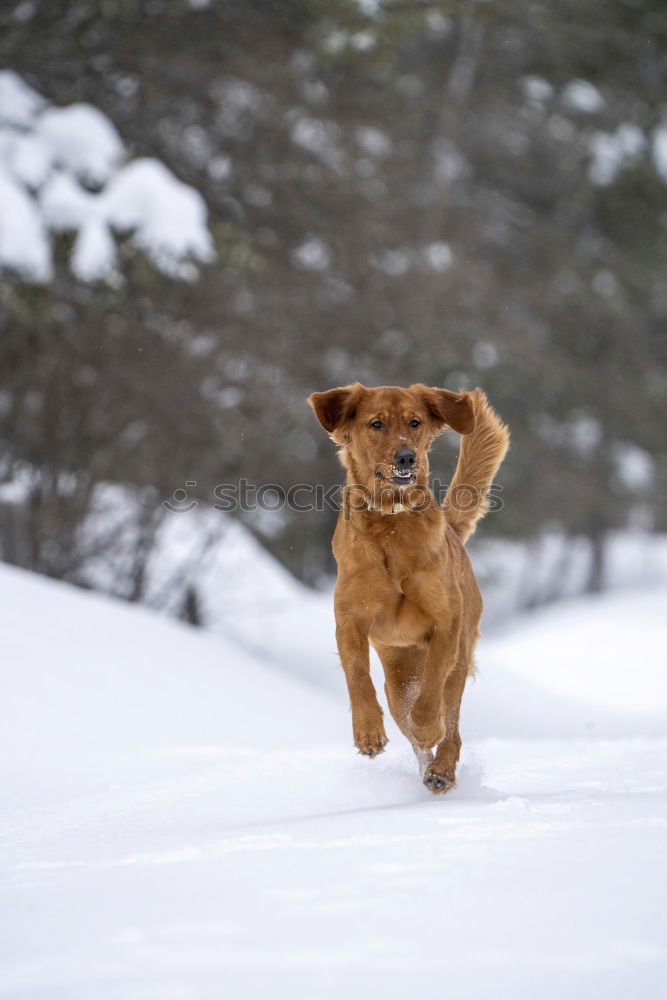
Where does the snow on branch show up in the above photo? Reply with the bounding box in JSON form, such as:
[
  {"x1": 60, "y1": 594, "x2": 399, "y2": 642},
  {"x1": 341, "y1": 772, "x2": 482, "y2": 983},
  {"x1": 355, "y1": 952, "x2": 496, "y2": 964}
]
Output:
[{"x1": 0, "y1": 71, "x2": 215, "y2": 284}]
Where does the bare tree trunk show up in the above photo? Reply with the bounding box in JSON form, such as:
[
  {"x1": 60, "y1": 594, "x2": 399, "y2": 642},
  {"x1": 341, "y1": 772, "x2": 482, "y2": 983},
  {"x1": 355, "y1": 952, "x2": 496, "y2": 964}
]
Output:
[
  {"x1": 586, "y1": 531, "x2": 607, "y2": 594},
  {"x1": 181, "y1": 586, "x2": 202, "y2": 627}
]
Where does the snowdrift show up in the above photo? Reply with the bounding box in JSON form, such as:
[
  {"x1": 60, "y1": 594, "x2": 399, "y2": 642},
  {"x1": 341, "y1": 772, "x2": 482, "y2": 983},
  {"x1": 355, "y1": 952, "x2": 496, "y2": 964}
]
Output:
[{"x1": 1, "y1": 563, "x2": 666, "y2": 1000}]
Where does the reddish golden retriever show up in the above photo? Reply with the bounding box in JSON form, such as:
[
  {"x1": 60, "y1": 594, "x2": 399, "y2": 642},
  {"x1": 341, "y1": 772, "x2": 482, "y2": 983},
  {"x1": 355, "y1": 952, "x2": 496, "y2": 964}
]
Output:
[{"x1": 308, "y1": 383, "x2": 509, "y2": 793}]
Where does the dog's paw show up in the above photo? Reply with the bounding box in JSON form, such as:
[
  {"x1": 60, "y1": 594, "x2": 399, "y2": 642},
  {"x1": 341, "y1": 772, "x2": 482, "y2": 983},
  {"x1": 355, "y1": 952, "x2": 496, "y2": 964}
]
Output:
[
  {"x1": 354, "y1": 724, "x2": 388, "y2": 758},
  {"x1": 423, "y1": 766, "x2": 456, "y2": 795}
]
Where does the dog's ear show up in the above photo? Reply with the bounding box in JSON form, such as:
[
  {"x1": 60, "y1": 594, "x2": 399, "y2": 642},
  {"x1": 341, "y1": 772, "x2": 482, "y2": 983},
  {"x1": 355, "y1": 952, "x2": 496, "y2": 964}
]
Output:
[
  {"x1": 411, "y1": 384, "x2": 475, "y2": 435},
  {"x1": 307, "y1": 383, "x2": 366, "y2": 436}
]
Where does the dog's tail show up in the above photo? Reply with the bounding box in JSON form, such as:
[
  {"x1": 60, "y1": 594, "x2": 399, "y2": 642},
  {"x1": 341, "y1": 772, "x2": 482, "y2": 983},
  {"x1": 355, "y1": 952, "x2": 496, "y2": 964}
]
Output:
[{"x1": 445, "y1": 388, "x2": 509, "y2": 544}]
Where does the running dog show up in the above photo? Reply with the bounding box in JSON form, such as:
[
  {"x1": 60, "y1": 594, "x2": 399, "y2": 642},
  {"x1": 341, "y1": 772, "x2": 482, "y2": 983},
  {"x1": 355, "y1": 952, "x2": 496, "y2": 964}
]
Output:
[{"x1": 307, "y1": 382, "x2": 509, "y2": 793}]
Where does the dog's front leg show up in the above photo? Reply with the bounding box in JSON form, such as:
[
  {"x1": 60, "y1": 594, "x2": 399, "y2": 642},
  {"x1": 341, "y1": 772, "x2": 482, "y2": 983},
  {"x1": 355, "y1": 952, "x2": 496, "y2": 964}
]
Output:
[
  {"x1": 335, "y1": 618, "x2": 388, "y2": 757},
  {"x1": 409, "y1": 618, "x2": 460, "y2": 752}
]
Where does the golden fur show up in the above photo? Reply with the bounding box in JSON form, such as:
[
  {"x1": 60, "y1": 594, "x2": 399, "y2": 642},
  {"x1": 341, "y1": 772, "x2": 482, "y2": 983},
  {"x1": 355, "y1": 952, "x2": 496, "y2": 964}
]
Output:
[{"x1": 308, "y1": 382, "x2": 509, "y2": 793}]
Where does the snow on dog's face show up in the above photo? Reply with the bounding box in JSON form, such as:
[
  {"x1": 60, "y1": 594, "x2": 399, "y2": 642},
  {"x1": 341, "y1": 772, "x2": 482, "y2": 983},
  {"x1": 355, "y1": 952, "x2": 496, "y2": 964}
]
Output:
[{"x1": 308, "y1": 383, "x2": 474, "y2": 509}]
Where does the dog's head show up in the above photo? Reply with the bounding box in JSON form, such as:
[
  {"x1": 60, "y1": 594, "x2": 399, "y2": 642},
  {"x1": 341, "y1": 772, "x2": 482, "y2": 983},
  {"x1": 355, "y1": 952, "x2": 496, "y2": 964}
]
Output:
[{"x1": 307, "y1": 382, "x2": 475, "y2": 505}]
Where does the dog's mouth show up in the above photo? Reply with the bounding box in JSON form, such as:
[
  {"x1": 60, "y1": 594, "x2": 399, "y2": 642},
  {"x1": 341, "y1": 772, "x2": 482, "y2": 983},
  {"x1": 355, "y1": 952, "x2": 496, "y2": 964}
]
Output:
[{"x1": 376, "y1": 469, "x2": 417, "y2": 487}]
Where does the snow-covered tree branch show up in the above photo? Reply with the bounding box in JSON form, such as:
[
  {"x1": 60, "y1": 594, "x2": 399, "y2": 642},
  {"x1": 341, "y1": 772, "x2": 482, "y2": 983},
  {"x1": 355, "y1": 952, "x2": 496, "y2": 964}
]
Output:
[{"x1": 0, "y1": 70, "x2": 214, "y2": 284}]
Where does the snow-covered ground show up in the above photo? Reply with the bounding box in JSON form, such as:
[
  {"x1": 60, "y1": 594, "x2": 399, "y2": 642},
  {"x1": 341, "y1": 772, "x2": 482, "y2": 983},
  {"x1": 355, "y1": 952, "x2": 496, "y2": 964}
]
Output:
[{"x1": 1, "y1": 562, "x2": 666, "y2": 999}]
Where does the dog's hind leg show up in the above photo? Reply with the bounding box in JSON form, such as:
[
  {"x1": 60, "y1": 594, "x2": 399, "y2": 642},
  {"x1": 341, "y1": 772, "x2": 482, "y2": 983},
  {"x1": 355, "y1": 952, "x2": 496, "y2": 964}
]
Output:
[
  {"x1": 423, "y1": 657, "x2": 469, "y2": 794},
  {"x1": 375, "y1": 643, "x2": 432, "y2": 776}
]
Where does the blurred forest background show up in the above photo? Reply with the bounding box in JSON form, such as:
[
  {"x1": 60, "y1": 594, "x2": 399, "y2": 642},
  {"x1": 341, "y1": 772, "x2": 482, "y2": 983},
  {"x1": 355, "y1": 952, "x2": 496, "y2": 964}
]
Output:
[{"x1": 1, "y1": 0, "x2": 666, "y2": 619}]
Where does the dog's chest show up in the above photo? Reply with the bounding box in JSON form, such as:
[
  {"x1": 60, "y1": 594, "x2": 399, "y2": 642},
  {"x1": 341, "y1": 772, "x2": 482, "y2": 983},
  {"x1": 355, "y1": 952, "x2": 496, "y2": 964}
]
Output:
[
  {"x1": 351, "y1": 511, "x2": 448, "y2": 645},
  {"x1": 372, "y1": 520, "x2": 435, "y2": 583},
  {"x1": 369, "y1": 543, "x2": 441, "y2": 644},
  {"x1": 368, "y1": 564, "x2": 436, "y2": 647}
]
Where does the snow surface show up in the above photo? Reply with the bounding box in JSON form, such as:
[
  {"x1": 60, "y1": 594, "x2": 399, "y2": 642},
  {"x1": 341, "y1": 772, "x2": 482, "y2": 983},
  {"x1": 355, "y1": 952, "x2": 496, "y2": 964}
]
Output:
[
  {"x1": 0, "y1": 164, "x2": 52, "y2": 282},
  {"x1": 561, "y1": 79, "x2": 605, "y2": 114},
  {"x1": 520, "y1": 75, "x2": 553, "y2": 104},
  {"x1": 0, "y1": 71, "x2": 45, "y2": 127},
  {"x1": 0, "y1": 71, "x2": 214, "y2": 283},
  {"x1": 37, "y1": 103, "x2": 124, "y2": 185},
  {"x1": 1, "y1": 561, "x2": 666, "y2": 999},
  {"x1": 653, "y1": 124, "x2": 667, "y2": 182},
  {"x1": 589, "y1": 123, "x2": 645, "y2": 186}
]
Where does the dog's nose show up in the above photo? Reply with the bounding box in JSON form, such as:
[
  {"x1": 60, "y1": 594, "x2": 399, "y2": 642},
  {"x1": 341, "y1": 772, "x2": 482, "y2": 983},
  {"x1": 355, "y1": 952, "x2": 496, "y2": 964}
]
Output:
[{"x1": 394, "y1": 448, "x2": 416, "y2": 468}]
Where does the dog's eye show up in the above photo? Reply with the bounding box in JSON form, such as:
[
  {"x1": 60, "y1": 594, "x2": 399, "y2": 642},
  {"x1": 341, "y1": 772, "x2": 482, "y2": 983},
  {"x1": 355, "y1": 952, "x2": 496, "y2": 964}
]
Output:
[
  {"x1": 409, "y1": 419, "x2": 421, "y2": 428},
  {"x1": 369, "y1": 420, "x2": 384, "y2": 430}
]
